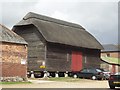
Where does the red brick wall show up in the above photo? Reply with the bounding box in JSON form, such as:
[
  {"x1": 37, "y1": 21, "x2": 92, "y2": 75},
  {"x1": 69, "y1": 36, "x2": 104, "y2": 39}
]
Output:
[
  {"x1": 1, "y1": 62, "x2": 27, "y2": 77},
  {"x1": 110, "y1": 52, "x2": 120, "y2": 58},
  {"x1": 1, "y1": 42, "x2": 27, "y2": 77},
  {"x1": 101, "y1": 52, "x2": 120, "y2": 58}
]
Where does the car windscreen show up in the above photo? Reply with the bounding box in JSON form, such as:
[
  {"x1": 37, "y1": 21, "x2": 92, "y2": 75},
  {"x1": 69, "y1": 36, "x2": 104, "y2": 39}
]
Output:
[{"x1": 96, "y1": 69, "x2": 102, "y2": 72}]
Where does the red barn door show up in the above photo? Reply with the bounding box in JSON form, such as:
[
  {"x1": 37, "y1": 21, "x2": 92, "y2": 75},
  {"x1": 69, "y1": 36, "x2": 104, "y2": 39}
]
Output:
[{"x1": 71, "y1": 52, "x2": 82, "y2": 71}]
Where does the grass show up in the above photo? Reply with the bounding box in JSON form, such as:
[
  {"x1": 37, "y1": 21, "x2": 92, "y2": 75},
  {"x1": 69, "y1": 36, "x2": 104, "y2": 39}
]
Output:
[
  {"x1": 0, "y1": 81, "x2": 32, "y2": 85},
  {"x1": 101, "y1": 56, "x2": 120, "y2": 64},
  {"x1": 48, "y1": 77, "x2": 80, "y2": 82}
]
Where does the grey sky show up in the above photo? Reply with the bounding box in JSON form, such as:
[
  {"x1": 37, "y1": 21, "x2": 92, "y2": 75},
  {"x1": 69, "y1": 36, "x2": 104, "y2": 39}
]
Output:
[{"x1": 0, "y1": 0, "x2": 119, "y2": 44}]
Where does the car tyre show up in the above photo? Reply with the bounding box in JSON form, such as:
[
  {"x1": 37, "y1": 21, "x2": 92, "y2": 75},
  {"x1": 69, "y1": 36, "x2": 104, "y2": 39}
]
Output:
[
  {"x1": 109, "y1": 85, "x2": 115, "y2": 89},
  {"x1": 73, "y1": 74, "x2": 77, "y2": 78},
  {"x1": 91, "y1": 76, "x2": 97, "y2": 80}
]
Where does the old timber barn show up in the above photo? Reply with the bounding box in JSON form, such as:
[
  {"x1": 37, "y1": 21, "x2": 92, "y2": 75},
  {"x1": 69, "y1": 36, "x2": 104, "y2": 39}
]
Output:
[
  {"x1": 0, "y1": 24, "x2": 28, "y2": 81},
  {"x1": 13, "y1": 12, "x2": 103, "y2": 78}
]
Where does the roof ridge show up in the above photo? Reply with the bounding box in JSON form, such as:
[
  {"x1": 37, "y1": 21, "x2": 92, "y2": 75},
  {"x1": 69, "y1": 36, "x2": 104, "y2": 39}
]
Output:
[{"x1": 23, "y1": 12, "x2": 84, "y2": 29}]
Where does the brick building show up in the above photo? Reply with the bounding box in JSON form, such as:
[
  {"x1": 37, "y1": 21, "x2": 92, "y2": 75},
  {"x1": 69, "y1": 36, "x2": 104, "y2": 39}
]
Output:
[
  {"x1": 101, "y1": 44, "x2": 120, "y2": 74},
  {"x1": 0, "y1": 24, "x2": 28, "y2": 81},
  {"x1": 101, "y1": 44, "x2": 120, "y2": 58}
]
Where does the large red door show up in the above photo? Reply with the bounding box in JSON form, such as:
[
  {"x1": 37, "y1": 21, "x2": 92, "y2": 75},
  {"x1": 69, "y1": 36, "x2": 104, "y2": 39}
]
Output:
[{"x1": 71, "y1": 52, "x2": 82, "y2": 71}]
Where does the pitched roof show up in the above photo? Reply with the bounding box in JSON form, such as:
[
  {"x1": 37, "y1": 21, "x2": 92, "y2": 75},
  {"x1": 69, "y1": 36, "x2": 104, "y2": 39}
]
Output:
[
  {"x1": 13, "y1": 12, "x2": 103, "y2": 49},
  {"x1": 102, "y1": 44, "x2": 120, "y2": 52},
  {"x1": 0, "y1": 24, "x2": 27, "y2": 44}
]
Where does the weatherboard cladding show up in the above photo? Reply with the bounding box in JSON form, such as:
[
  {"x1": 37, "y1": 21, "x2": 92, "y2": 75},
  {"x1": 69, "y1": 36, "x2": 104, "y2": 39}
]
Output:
[
  {"x1": 13, "y1": 12, "x2": 103, "y2": 49},
  {"x1": 0, "y1": 24, "x2": 27, "y2": 44}
]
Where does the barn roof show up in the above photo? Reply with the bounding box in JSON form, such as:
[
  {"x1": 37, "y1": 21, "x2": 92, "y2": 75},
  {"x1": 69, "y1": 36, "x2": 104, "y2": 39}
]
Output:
[
  {"x1": 0, "y1": 24, "x2": 27, "y2": 44},
  {"x1": 102, "y1": 44, "x2": 120, "y2": 52},
  {"x1": 13, "y1": 12, "x2": 103, "y2": 49}
]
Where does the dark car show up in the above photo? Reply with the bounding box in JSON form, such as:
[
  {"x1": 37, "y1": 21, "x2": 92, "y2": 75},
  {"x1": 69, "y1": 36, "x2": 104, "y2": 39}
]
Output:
[
  {"x1": 108, "y1": 72, "x2": 120, "y2": 89},
  {"x1": 73, "y1": 68, "x2": 104, "y2": 80}
]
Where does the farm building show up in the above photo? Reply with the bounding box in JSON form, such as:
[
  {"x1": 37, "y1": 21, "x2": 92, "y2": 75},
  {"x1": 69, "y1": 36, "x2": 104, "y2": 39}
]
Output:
[
  {"x1": 101, "y1": 44, "x2": 120, "y2": 58},
  {"x1": 12, "y1": 12, "x2": 103, "y2": 77},
  {"x1": 0, "y1": 24, "x2": 28, "y2": 81},
  {"x1": 101, "y1": 44, "x2": 120, "y2": 74}
]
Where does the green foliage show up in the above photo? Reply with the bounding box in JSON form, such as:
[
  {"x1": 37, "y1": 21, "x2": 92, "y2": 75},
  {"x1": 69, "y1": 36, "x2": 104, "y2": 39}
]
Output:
[{"x1": 0, "y1": 82, "x2": 32, "y2": 84}]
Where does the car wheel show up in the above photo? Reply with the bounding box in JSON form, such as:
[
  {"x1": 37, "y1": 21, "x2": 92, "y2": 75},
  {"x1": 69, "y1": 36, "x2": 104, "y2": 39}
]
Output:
[
  {"x1": 91, "y1": 76, "x2": 97, "y2": 80},
  {"x1": 73, "y1": 74, "x2": 77, "y2": 78},
  {"x1": 109, "y1": 85, "x2": 115, "y2": 89}
]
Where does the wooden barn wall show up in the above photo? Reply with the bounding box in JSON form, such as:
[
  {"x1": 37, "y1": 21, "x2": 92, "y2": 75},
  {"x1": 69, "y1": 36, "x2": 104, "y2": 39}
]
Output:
[
  {"x1": 14, "y1": 25, "x2": 46, "y2": 71},
  {"x1": 14, "y1": 25, "x2": 101, "y2": 72},
  {"x1": 1, "y1": 42, "x2": 27, "y2": 77},
  {"x1": 46, "y1": 43, "x2": 71, "y2": 72},
  {"x1": 82, "y1": 49, "x2": 101, "y2": 68},
  {"x1": 46, "y1": 43, "x2": 101, "y2": 72}
]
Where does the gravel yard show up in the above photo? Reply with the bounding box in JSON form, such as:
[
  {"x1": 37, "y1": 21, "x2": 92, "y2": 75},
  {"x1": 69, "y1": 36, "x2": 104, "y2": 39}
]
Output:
[{"x1": 1, "y1": 78, "x2": 110, "y2": 88}]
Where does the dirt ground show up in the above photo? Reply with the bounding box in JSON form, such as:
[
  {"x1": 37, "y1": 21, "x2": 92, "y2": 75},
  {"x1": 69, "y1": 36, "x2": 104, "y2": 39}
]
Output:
[{"x1": 1, "y1": 78, "x2": 110, "y2": 88}]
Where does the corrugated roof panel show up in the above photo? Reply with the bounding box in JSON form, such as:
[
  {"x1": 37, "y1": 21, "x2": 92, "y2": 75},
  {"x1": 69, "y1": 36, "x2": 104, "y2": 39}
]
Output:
[
  {"x1": 0, "y1": 24, "x2": 27, "y2": 44},
  {"x1": 102, "y1": 44, "x2": 119, "y2": 52}
]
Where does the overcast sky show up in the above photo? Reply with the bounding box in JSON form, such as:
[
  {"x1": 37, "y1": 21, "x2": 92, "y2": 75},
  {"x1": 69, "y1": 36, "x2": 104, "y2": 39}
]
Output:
[{"x1": 0, "y1": 0, "x2": 119, "y2": 45}]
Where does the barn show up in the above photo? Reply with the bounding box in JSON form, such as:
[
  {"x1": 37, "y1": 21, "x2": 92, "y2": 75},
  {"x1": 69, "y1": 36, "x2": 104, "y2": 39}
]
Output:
[
  {"x1": 0, "y1": 24, "x2": 28, "y2": 81},
  {"x1": 12, "y1": 12, "x2": 103, "y2": 77}
]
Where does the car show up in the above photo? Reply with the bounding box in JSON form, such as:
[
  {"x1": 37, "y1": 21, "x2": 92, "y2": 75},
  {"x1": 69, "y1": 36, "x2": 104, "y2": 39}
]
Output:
[
  {"x1": 97, "y1": 68, "x2": 111, "y2": 80},
  {"x1": 108, "y1": 72, "x2": 120, "y2": 89},
  {"x1": 73, "y1": 68, "x2": 104, "y2": 80}
]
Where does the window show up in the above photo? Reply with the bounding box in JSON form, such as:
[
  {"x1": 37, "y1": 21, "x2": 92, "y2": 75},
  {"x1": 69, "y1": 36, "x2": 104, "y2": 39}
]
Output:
[
  {"x1": 107, "y1": 53, "x2": 110, "y2": 57},
  {"x1": 96, "y1": 69, "x2": 102, "y2": 72},
  {"x1": 81, "y1": 69, "x2": 87, "y2": 73},
  {"x1": 88, "y1": 69, "x2": 96, "y2": 73},
  {"x1": 67, "y1": 53, "x2": 69, "y2": 61}
]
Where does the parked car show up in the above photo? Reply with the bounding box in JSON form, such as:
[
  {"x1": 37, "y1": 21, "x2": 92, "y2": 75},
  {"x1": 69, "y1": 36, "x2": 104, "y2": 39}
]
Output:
[
  {"x1": 73, "y1": 68, "x2": 104, "y2": 80},
  {"x1": 97, "y1": 68, "x2": 111, "y2": 80},
  {"x1": 108, "y1": 72, "x2": 120, "y2": 89}
]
